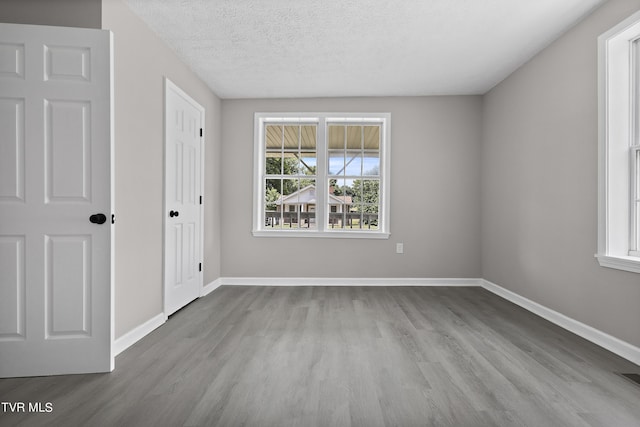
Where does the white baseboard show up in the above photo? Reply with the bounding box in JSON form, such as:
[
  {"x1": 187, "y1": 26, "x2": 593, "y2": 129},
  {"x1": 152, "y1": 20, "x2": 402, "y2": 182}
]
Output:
[
  {"x1": 481, "y1": 279, "x2": 640, "y2": 366},
  {"x1": 219, "y1": 277, "x2": 483, "y2": 287},
  {"x1": 201, "y1": 278, "x2": 223, "y2": 297},
  {"x1": 113, "y1": 313, "x2": 165, "y2": 356}
]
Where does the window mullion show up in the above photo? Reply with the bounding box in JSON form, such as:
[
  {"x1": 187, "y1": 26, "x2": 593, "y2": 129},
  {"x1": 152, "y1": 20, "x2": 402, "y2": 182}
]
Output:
[
  {"x1": 316, "y1": 119, "x2": 327, "y2": 233},
  {"x1": 296, "y1": 125, "x2": 301, "y2": 228},
  {"x1": 343, "y1": 125, "x2": 347, "y2": 229},
  {"x1": 360, "y1": 125, "x2": 364, "y2": 228},
  {"x1": 279, "y1": 125, "x2": 284, "y2": 227}
]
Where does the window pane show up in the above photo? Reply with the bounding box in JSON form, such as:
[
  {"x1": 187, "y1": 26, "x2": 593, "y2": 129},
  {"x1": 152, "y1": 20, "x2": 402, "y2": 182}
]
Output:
[
  {"x1": 362, "y1": 180, "x2": 380, "y2": 205},
  {"x1": 328, "y1": 125, "x2": 345, "y2": 149},
  {"x1": 344, "y1": 208, "x2": 359, "y2": 229},
  {"x1": 351, "y1": 180, "x2": 363, "y2": 203},
  {"x1": 283, "y1": 125, "x2": 299, "y2": 150},
  {"x1": 346, "y1": 126, "x2": 362, "y2": 150},
  {"x1": 301, "y1": 125, "x2": 316, "y2": 150},
  {"x1": 363, "y1": 153, "x2": 380, "y2": 176},
  {"x1": 300, "y1": 151, "x2": 316, "y2": 175},
  {"x1": 344, "y1": 204, "x2": 379, "y2": 230},
  {"x1": 345, "y1": 151, "x2": 362, "y2": 176},
  {"x1": 328, "y1": 211, "x2": 343, "y2": 228},
  {"x1": 265, "y1": 179, "x2": 281, "y2": 228},
  {"x1": 363, "y1": 125, "x2": 380, "y2": 150},
  {"x1": 363, "y1": 205, "x2": 379, "y2": 230},
  {"x1": 281, "y1": 179, "x2": 299, "y2": 228},
  {"x1": 282, "y1": 178, "x2": 299, "y2": 197},
  {"x1": 328, "y1": 178, "x2": 342, "y2": 198},
  {"x1": 299, "y1": 177, "x2": 315, "y2": 195},
  {"x1": 329, "y1": 178, "x2": 351, "y2": 200},
  {"x1": 353, "y1": 179, "x2": 379, "y2": 205},
  {"x1": 328, "y1": 178, "x2": 350, "y2": 229},
  {"x1": 329, "y1": 210, "x2": 345, "y2": 228},
  {"x1": 298, "y1": 179, "x2": 316, "y2": 198},
  {"x1": 347, "y1": 205, "x2": 362, "y2": 229},
  {"x1": 282, "y1": 153, "x2": 299, "y2": 175},
  {"x1": 363, "y1": 203, "x2": 379, "y2": 214},
  {"x1": 298, "y1": 179, "x2": 316, "y2": 229},
  {"x1": 265, "y1": 124, "x2": 283, "y2": 176},
  {"x1": 266, "y1": 178, "x2": 281, "y2": 195},
  {"x1": 328, "y1": 151, "x2": 344, "y2": 175},
  {"x1": 265, "y1": 179, "x2": 281, "y2": 209},
  {"x1": 265, "y1": 152, "x2": 282, "y2": 175},
  {"x1": 266, "y1": 125, "x2": 282, "y2": 149}
]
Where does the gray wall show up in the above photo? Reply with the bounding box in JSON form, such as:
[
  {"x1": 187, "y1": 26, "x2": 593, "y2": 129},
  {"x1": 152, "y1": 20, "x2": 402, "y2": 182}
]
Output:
[
  {"x1": 481, "y1": 0, "x2": 640, "y2": 348},
  {"x1": 0, "y1": 0, "x2": 101, "y2": 28},
  {"x1": 221, "y1": 96, "x2": 482, "y2": 278},
  {"x1": 102, "y1": 0, "x2": 222, "y2": 339}
]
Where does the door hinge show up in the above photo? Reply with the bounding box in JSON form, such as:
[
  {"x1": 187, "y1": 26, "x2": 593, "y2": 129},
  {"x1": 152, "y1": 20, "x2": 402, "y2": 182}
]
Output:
[
  {"x1": 199, "y1": 195, "x2": 202, "y2": 205},
  {"x1": 199, "y1": 262, "x2": 202, "y2": 272},
  {"x1": 200, "y1": 128, "x2": 203, "y2": 137},
  {"x1": 111, "y1": 214, "x2": 115, "y2": 224}
]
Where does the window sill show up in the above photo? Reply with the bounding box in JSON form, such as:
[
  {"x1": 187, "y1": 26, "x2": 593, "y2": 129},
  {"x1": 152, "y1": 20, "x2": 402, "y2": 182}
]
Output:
[
  {"x1": 595, "y1": 254, "x2": 640, "y2": 274},
  {"x1": 252, "y1": 230, "x2": 390, "y2": 239}
]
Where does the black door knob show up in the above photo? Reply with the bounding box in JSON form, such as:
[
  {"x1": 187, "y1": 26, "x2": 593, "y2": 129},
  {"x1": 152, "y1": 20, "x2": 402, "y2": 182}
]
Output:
[
  {"x1": 169, "y1": 210, "x2": 179, "y2": 218},
  {"x1": 90, "y1": 213, "x2": 107, "y2": 224}
]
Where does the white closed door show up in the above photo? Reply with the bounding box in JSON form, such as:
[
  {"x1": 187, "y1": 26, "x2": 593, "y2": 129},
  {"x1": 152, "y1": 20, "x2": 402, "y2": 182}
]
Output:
[
  {"x1": 0, "y1": 24, "x2": 113, "y2": 377},
  {"x1": 164, "y1": 79, "x2": 203, "y2": 316}
]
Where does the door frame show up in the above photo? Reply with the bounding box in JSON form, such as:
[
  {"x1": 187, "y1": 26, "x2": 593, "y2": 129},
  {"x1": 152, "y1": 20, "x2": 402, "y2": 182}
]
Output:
[{"x1": 163, "y1": 77, "x2": 205, "y2": 317}]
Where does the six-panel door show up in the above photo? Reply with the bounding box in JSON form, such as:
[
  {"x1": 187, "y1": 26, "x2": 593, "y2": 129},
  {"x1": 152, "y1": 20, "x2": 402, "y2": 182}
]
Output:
[
  {"x1": 0, "y1": 23, "x2": 112, "y2": 377},
  {"x1": 164, "y1": 80, "x2": 203, "y2": 316}
]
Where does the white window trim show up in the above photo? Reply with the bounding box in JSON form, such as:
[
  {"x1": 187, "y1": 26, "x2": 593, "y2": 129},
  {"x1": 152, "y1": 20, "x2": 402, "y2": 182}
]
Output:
[
  {"x1": 252, "y1": 112, "x2": 391, "y2": 239},
  {"x1": 597, "y1": 10, "x2": 640, "y2": 274},
  {"x1": 632, "y1": 145, "x2": 640, "y2": 257}
]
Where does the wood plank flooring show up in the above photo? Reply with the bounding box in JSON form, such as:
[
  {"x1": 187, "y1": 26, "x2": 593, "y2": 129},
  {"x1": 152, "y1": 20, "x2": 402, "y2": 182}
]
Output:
[{"x1": 1, "y1": 286, "x2": 640, "y2": 426}]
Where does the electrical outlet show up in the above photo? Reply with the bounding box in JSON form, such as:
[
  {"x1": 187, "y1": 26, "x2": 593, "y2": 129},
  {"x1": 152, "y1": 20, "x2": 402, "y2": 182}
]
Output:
[{"x1": 396, "y1": 243, "x2": 404, "y2": 254}]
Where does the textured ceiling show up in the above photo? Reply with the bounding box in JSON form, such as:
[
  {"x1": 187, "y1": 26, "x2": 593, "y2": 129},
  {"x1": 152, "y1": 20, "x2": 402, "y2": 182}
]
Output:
[{"x1": 123, "y1": 0, "x2": 606, "y2": 99}]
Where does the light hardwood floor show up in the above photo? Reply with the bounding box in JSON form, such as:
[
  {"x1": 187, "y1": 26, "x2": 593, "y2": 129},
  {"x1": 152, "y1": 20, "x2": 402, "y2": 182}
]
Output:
[{"x1": 1, "y1": 286, "x2": 640, "y2": 426}]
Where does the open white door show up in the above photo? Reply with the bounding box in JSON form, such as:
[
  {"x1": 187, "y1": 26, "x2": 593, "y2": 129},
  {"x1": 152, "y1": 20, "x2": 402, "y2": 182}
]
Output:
[
  {"x1": 164, "y1": 79, "x2": 203, "y2": 316},
  {"x1": 0, "y1": 24, "x2": 113, "y2": 377}
]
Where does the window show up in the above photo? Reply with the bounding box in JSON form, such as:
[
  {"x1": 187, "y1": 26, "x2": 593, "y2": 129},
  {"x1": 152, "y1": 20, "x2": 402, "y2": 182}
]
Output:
[
  {"x1": 253, "y1": 113, "x2": 390, "y2": 238},
  {"x1": 597, "y1": 11, "x2": 640, "y2": 273}
]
